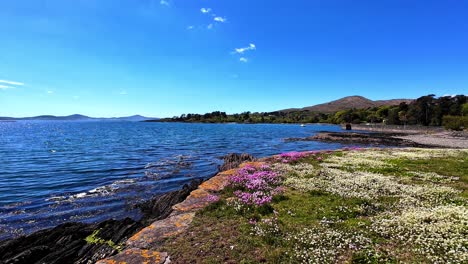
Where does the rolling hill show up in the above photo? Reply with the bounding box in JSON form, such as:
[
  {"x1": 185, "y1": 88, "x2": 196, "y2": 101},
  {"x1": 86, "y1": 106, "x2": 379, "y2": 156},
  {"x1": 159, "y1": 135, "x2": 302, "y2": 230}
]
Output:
[{"x1": 280, "y1": 96, "x2": 413, "y2": 113}]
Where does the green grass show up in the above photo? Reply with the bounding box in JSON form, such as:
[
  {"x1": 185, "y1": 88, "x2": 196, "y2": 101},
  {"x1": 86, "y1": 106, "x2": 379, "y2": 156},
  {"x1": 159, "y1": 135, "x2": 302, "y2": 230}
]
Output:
[
  {"x1": 363, "y1": 155, "x2": 468, "y2": 197},
  {"x1": 159, "y1": 148, "x2": 467, "y2": 263},
  {"x1": 273, "y1": 189, "x2": 368, "y2": 229}
]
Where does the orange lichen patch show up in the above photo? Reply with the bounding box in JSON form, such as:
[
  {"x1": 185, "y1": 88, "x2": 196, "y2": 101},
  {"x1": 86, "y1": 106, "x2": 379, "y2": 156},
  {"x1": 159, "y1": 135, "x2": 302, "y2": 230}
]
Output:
[
  {"x1": 199, "y1": 174, "x2": 230, "y2": 192},
  {"x1": 126, "y1": 212, "x2": 195, "y2": 249},
  {"x1": 96, "y1": 248, "x2": 168, "y2": 264},
  {"x1": 239, "y1": 161, "x2": 266, "y2": 168},
  {"x1": 171, "y1": 189, "x2": 211, "y2": 213},
  {"x1": 219, "y1": 168, "x2": 237, "y2": 176}
]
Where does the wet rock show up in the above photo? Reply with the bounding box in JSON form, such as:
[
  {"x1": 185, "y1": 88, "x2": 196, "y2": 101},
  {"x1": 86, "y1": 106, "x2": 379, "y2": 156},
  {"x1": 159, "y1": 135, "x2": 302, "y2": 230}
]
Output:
[
  {"x1": 138, "y1": 179, "x2": 202, "y2": 226},
  {"x1": 0, "y1": 219, "x2": 141, "y2": 264},
  {"x1": 219, "y1": 153, "x2": 256, "y2": 171}
]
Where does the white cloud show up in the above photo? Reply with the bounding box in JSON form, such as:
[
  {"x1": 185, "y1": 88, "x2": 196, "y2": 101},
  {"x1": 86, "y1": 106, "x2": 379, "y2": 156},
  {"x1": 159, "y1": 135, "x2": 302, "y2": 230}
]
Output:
[
  {"x1": 214, "y1": 16, "x2": 226, "y2": 23},
  {"x1": 200, "y1": 8, "x2": 211, "y2": 14},
  {"x1": 47, "y1": 90, "x2": 54, "y2": 94},
  {"x1": 0, "y1": 85, "x2": 13, "y2": 90},
  {"x1": 160, "y1": 0, "x2": 169, "y2": 6},
  {"x1": 119, "y1": 90, "x2": 128, "y2": 95},
  {"x1": 0, "y1": 80, "x2": 24, "y2": 86},
  {"x1": 187, "y1": 25, "x2": 194, "y2": 30},
  {"x1": 234, "y1": 43, "x2": 256, "y2": 54},
  {"x1": 207, "y1": 23, "x2": 214, "y2": 30},
  {"x1": 239, "y1": 57, "x2": 248, "y2": 63}
]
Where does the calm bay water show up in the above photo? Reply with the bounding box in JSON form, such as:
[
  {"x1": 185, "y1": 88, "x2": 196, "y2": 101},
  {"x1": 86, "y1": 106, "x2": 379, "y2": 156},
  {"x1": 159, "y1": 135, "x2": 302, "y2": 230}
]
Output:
[{"x1": 0, "y1": 121, "x2": 348, "y2": 240}]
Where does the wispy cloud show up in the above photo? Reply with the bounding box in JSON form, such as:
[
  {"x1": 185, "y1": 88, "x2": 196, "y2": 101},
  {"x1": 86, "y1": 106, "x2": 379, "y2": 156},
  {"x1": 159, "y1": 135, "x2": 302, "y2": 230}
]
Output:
[
  {"x1": 187, "y1": 25, "x2": 195, "y2": 30},
  {"x1": 119, "y1": 90, "x2": 128, "y2": 95},
  {"x1": 160, "y1": 0, "x2": 169, "y2": 6},
  {"x1": 234, "y1": 43, "x2": 256, "y2": 54},
  {"x1": 207, "y1": 23, "x2": 214, "y2": 30},
  {"x1": 0, "y1": 85, "x2": 13, "y2": 90},
  {"x1": 239, "y1": 57, "x2": 248, "y2": 63},
  {"x1": 200, "y1": 8, "x2": 211, "y2": 14},
  {"x1": 214, "y1": 16, "x2": 227, "y2": 23},
  {"x1": 0, "y1": 80, "x2": 24, "y2": 86},
  {"x1": 47, "y1": 90, "x2": 54, "y2": 94}
]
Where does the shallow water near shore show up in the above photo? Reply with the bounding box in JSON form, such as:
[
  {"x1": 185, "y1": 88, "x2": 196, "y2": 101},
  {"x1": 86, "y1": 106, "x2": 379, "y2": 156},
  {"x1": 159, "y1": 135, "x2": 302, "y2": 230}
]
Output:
[{"x1": 0, "y1": 121, "x2": 349, "y2": 240}]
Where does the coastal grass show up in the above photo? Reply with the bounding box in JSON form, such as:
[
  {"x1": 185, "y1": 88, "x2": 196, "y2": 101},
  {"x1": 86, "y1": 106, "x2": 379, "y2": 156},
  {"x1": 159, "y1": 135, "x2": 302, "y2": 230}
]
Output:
[{"x1": 160, "y1": 148, "x2": 467, "y2": 264}]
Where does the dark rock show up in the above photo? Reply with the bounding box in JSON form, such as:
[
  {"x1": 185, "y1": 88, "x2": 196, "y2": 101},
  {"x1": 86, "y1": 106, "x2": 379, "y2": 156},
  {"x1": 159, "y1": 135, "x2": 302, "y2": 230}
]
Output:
[
  {"x1": 219, "y1": 153, "x2": 256, "y2": 171},
  {"x1": 0, "y1": 180, "x2": 202, "y2": 264},
  {"x1": 137, "y1": 179, "x2": 203, "y2": 226}
]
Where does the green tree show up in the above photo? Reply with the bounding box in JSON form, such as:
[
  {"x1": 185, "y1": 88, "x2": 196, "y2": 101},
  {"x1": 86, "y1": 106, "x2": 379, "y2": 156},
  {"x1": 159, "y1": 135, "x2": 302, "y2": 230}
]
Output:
[{"x1": 462, "y1": 103, "x2": 468, "y2": 116}]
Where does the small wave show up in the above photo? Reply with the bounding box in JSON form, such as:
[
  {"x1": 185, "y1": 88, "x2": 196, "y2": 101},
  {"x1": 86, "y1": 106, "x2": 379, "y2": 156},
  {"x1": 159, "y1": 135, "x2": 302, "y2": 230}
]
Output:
[
  {"x1": 45, "y1": 179, "x2": 137, "y2": 203},
  {"x1": 143, "y1": 155, "x2": 194, "y2": 181},
  {"x1": 112, "y1": 179, "x2": 136, "y2": 185},
  {"x1": 45, "y1": 196, "x2": 66, "y2": 202}
]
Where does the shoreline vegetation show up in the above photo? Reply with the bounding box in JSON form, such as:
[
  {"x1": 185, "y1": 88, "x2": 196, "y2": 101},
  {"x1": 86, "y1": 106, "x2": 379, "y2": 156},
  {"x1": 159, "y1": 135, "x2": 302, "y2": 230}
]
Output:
[
  {"x1": 148, "y1": 94, "x2": 468, "y2": 131},
  {"x1": 97, "y1": 147, "x2": 467, "y2": 264}
]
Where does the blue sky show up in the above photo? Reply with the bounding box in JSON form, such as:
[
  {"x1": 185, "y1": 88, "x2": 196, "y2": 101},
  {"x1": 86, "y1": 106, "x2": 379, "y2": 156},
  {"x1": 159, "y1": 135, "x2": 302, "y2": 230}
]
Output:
[{"x1": 1, "y1": 0, "x2": 467, "y2": 117}]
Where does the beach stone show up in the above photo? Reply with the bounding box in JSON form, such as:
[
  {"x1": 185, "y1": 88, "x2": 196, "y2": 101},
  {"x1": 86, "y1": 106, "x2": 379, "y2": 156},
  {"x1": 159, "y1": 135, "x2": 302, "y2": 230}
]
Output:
[
  {"x1": 126, "y1": 212, "x2": 195, "y2": 249},
  {"x1": 96, "y1": 249, "x2": 170, "y2": 264}
]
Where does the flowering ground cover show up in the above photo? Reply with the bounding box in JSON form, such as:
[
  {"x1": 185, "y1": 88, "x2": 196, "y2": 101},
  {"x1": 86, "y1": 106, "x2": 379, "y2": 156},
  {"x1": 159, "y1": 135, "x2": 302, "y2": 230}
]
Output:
[{"x1": 160, "y1": 148, "x2": 468, "y2": 263}]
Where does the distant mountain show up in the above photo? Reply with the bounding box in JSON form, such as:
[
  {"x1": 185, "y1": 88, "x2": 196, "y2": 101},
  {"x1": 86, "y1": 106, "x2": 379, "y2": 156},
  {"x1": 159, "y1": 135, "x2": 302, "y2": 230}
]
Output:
[
  {"x1": 111, "y1": 115, "x2": 154, "y2": 122},
  {"x1": 280, "y1": 96, "x2": 413, "y2": 113},
  {"x1": 0, "y1": 114, "x2": 158, "y2": 121}
]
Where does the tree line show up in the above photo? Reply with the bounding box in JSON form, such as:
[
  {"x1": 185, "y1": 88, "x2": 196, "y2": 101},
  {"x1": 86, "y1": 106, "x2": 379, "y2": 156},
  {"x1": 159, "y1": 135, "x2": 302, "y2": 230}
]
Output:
[{"x1": 157, "y1": 95, "x2": 467, "y2": 129}]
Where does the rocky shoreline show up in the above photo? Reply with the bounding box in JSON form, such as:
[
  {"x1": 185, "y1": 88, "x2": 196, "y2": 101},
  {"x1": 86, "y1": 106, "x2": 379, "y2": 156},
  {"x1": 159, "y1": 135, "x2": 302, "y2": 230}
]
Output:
[
  {"x1": 0, "y1": 154, "x2": 255, "y2": 264},
  {"x1": 286, "y1": 130, "x2": 468, "y2": 148},
  {"x1": 285, "y1": 131, "x2": 433, "y2": 147},
  {"x1": 97, "y1": 158, "x2": 263, "y2": 264}
]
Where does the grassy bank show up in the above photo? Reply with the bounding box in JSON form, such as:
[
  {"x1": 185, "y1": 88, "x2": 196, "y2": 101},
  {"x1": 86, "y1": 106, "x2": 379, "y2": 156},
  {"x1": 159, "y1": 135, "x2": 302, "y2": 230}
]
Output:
[{"x1": 160, "y1": 148, "x2": 467, "y2": 263}]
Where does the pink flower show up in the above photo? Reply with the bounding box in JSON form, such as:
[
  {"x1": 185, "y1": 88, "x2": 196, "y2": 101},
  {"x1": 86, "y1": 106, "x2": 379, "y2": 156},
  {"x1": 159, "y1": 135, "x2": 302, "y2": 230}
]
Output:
[
  {"x1": 206, "y1": 194, "x2": 220, "y2": 202},
  {"x1": 229, "y1": 164, "x2": 283, "y2": 207},
  {"x1": 249, "y1": 219, "x2": 258, "y2": 225}
]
